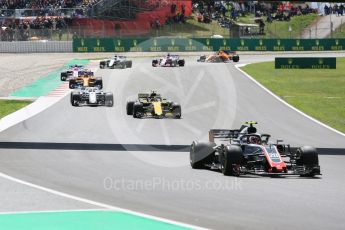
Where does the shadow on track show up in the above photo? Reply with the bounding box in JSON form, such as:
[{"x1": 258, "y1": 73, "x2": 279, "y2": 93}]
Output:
[
  {"x1": 0, "y1": 142, "x2": 344, "y2": 154},
  {"x1": 0, "y1": 142, "x2": 190, "y2": 152}
]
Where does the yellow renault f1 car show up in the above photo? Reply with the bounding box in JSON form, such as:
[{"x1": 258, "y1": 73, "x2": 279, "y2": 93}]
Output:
[{"x1": 126, "y1": 91, "x2": 181, "y2": 119}]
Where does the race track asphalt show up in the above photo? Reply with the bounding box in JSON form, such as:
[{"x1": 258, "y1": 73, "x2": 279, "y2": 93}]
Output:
[{"x1": 0, "y1": 55, "x2": 344, "y2": 229}]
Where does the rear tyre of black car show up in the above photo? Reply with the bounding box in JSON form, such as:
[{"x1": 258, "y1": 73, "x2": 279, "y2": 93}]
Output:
[
  {"x1": 126, "y1": 101, "x2": 134, "y2": 115},
  {"x1": 222, "y1": 146, "x2": 242, "y2": 176}
]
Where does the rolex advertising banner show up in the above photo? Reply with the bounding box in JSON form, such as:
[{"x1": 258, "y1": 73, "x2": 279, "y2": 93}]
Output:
[
  {"x1": 73, "y1": 38, "x2": 345, "y2": 52},
  {"x1": 275, "y1": 57, "x2": 336, "y2": 69}
]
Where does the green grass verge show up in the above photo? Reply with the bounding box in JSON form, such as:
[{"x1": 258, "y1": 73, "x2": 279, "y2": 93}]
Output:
[
  {"x1": 265, "y1": 14, "x2": 319, "y2": 38},
  {"x1": 240, "y1": 59, "x2": 345, "y2": 133},
  {"x1": 0, "y1": 100, "x2": 32, "y2": 119},
  {"x1": 331, "y1": 20, "x2": 345, "y2": 38},
  {"x1": 154, "y1": 18, "x2": 230, "y2": 38}
]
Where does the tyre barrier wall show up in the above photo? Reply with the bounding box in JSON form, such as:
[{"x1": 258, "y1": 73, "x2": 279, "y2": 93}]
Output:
[
  {"x1": 73, "y1": 38, "x2": 345, "y2": 52},
  {"x1": 0, "y1": 41, "x2": 72, "y2": 53}
]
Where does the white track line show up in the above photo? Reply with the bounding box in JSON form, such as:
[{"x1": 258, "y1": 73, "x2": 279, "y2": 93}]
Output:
[
  {"x1": 0, "y1": 209, "x2": 104, "y2": 215},
  {"x1": 235, "y1": 63, "x2": 345, "y2": 138},
  {"x1": 0, "y1": 172, "x2": 208, "y2": 230}
]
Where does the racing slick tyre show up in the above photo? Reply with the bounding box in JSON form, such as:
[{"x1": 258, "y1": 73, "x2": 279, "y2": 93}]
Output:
[
  {"x1": 126, "y1": 101, "x2": 135, "y2": 115},
  {"x1": 99, "y1": 61, "x2": 105, "y2": 69},
  {"x1": 232, "y1": 55, "x2": 240, "y2": 62},
  {"x1": 190, "y1": 141, "x2": 216, "y2": 169},
  {"x1": 172, "y1": 103, "x2": 182, "y2": 119},
  {"x1": 95, "y1": 79, "x2": 103, "y2": 89},
  {"x1": 222, "y1": 145, "x2": 242, "y2": 176},
  {"x1": 296, "y1": 146, "x2": 320, "y2": 177},
  {"x1": 121, "y1": 62, "x2": 127, "y2": 69},
  {"x1": 105, "y1": 93, "x2": 114, "y2": 107},
  {"x1": 133, "y1": 102, "x2": 144, "y2": 118},
  {"x1": 61, "y1": 73, "x2": 67, "y2": 81},
  {"x1": 126, "y1": 61, "x2": 132, "y2": 68},
  {"x1": 70, "y1": 92, "x2": 80, "y2": 106},
  {"x1": 152, "y1": 60, "x2": 158, "y2": 67},
  {"x1": 178, "y1": 59, "x2": 185, "y2": 67},
  {"x1": 69, "y1": 79, "x2": 76, "y2": 89},
  {"x1": 197, "y1": 56, "x2": 206, "y2": 62}
]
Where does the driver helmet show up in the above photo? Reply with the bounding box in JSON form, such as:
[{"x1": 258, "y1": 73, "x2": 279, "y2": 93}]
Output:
[
  {"x1": 150, "y1": 90, "x2": 157, "y2": 98},
  {"x1": 249, "y1": 136, "x2": 261, "y2": 144}
]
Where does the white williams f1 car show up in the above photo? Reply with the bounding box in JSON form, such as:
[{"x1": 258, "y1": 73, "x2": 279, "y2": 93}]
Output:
[
  {"x1": 152, "y1": 54, "x2": 185, "y2": 67},
  {"x1": 99, "y1": 55, "x2": 132, "y2": 69},
  {"x1": 70, "y1": 87, "x2": 113, "y2": 107}
]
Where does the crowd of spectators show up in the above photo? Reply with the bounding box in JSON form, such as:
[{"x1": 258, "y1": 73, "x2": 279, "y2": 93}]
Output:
[
  {"x1": 192, "y1": 1, "x2": 320, "y2": 36},
  {"x1": 0, "y1": 0, "x2": 103, "y2": 41},
  {"x1": 324, "y1": 4, "x2": 345, "y2": 16},
  {"x1": 0, "y1": 0, "x2": 102, "y2": 18},
  {"x1": 0, "y1": 17, "x2": 68, "y2": 41},
  {"x1": 151, "y1": 3, "x2": 186, "y2": 31}
]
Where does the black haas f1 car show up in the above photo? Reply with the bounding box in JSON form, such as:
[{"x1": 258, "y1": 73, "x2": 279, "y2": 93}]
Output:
[
  {"x1": 152, "y1": 54, "x2": 185, "y2": 67},
  {"x1": 70, "y1": 87, "x2": 113, "y2": 107},
  {"x1": 190, "y1": 121, "x2": 321, "y2": 177},
  {"x1": 99, "y1": 55, "x2": 132, "y2": 69},
  {"x1": 126, "y1": 91, "x2": 181, "y2": 119},
  {"x1": 61, "y1": 64, "x2": 84, "y2": 81},
  {"x1": 68, "y1": 71, "x2": 103, "y2": 89},
  {"x1": 197, "y1": 50, "x2": 239, "y2": 63}
]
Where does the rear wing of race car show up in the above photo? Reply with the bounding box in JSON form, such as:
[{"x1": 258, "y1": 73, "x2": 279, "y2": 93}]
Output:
[
  {"x1": 69, "y1": 65, "x2": 83, "y2": 69},
  {"x1": 78, "y1": 71, "x2": 94, "y2": 76},
  {"x1": 138, "y1": 93, "x2": 150, "y2": 98},
  {"x1": 138, "y1": 93, "x2": 162, "y2": 99},
  {"x1": 209, "y1": 129, "x2": 240, "y2": 142}
]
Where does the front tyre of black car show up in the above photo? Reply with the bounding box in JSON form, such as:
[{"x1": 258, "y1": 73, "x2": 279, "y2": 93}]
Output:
[
  {"x1": 222, "y1": 146, "x2": 242, "y2": 176},
  {"x1": 296, "y1": 146, "x2": 320, "y2": 177},
  {"x1": 190, "y1": 141, "x2": 205, "y2": 169}
]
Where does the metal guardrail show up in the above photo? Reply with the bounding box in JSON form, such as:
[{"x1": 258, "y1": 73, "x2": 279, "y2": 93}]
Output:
[
  {"x1": 0, "y1": 29, "x2": 73, "y2": 42},
  {"x1": 0, "y1": 41, "x2": 72, "y2": 53}
]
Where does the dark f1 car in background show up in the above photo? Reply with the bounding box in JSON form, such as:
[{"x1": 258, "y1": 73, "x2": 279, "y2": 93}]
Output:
[
  {"x1": 70, "y1": 87, "x2": 113, "y2": 107},
  {"x1": 197, "y1": 50, "x2": 239, "y2": 63},
  {"x1": 126, "y1": 91, "x2": 181, "y2": 119},
  {"x1": 99, "y1": 55, "x2": 132, "y2": 69},
  {"x1": 68, "y1": 71, "x2": 103, "y2": 89},
  {"x1": 190, "y1": 121, "x2": 321, "y2": 177},
  {"x1": 152, "y1": 54, "x2": 185, "y2": 67},
  {"x1": 61, "y1": 65, "x2": 84, "y2": 81}
]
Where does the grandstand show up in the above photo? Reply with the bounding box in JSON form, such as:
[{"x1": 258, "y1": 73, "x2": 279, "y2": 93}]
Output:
[
  {"x1": 73, "y1": 0, "x2": 192, "y2": 37},
  {"x1": 0, "y1": 0, "x2": 192, "y2": 40}
]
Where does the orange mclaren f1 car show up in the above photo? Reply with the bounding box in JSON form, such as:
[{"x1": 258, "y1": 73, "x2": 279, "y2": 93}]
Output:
[{"x1": 197, "y1": 50, "x2": 239, "y2": 63}]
